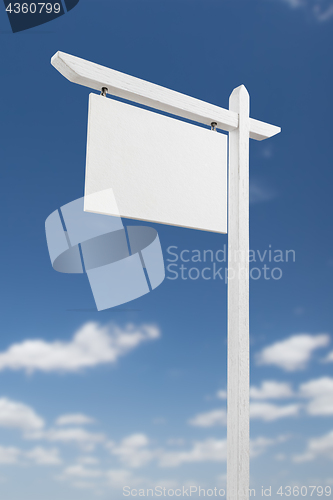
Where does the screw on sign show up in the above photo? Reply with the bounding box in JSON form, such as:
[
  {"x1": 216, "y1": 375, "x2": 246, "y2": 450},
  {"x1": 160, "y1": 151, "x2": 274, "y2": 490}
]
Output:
[{"x1": 3, "y1": 0, "x2": 80, "y2": 33}]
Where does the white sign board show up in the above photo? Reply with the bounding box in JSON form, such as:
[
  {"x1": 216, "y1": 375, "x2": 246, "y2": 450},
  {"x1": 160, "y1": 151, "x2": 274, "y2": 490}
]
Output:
[{"x1": 84, "y1": 94, "x2": 228, "y2": 233}]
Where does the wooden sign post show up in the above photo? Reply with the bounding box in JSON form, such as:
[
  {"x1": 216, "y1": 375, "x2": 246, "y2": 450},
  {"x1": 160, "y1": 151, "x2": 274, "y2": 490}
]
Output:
[
  {"x1": 51, "y1": 51, "x2": 280, "y2": 500},
  {"x1": 228, "y1": 86, "x2": 250, "y2": 500}
]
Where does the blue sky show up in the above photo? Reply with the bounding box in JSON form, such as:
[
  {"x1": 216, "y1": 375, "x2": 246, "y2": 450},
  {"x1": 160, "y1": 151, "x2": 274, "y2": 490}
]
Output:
[{"x1": 0, "y1": 0, "x2": 333, "y2": 498}]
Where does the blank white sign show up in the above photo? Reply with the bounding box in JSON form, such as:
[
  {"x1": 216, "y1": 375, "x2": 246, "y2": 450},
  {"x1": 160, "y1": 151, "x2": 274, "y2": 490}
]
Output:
[{"x1": 84, "y1": 94, "x2": 227, "y2": 233}]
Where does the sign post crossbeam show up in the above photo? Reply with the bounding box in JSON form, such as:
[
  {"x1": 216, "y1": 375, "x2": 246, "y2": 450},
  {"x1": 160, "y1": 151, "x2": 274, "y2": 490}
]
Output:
[
  {"x1": 51, "y1": 51, "x2": 281, "y2": 500},
  {"x1": 51, "y1": 51, "x2": 280, "y2": 140}
]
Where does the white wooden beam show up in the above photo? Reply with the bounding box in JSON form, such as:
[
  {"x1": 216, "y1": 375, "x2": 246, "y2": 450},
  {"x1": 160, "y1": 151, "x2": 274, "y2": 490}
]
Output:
[
  {"x1": 51, "y1": 51, "x2": 280, "y2": 141},
  {"x1": 227, "y1": 85, "x2": 250, "y2": 500},
  {"x1": 249, "y1": 118, "x2": 280, "y2": 141},
  {"x1": 51, "y1": 51, "x2": 237, "y2": 131}
]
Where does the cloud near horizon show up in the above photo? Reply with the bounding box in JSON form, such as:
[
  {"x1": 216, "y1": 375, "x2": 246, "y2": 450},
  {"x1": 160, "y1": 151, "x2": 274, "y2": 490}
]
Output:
[
  {"x1": 188, "y1": 402, "x2": 300, "y2": 427},
  {"x1": 26, "y1": 427, "x2": 106, "y2": 452},
  {"x1": 55, "y1": 414, "x2": 96, "y2": 426},
  {"x1": 250, "y1": 380, "x2": 294, "y2": 399},
  {"x1": 299, "y1": 377, "x2": 333, "y2": 416},
  {"x1": 188, "y1": 409, "x2": 227, "y2": 427},
  {"x1": 293, "y1": 429, "x2": 333, "y2": 462},
  {"x1": 0, "y1": 445, "x2": 61, "y2": 466},
  {"x1": 256, "y1": 333, "x2": 330, "y2": 371},
  {"x1": 191, "y1": 375, "x2": 333, "y2": 427},
  {"x1": 0, "y1": 398, "x2": 44, "y2": 432},
  {"x1": 0, "y1": 322, "x2": 160, "y2": 374}
]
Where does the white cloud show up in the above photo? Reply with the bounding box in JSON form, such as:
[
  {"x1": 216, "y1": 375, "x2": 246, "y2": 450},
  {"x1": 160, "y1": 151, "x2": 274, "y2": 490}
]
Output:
[
  {"x1": 58, "y1": 460, "x2": 101, "y2": 494},
  {"x1": 314, "y1": 5, "x2": 333, "y2": 21},
  {"x1": 0, "y1": 445, "x2": 62, "y2": 466},
  {"x1": 63, "y1": 464, "x2": 103, "y2": 478},
  {"x1": 62, "y1": 466, "x2": 150, "y2": 491},
  {"x1": 159, "y1": 438, "x2": 227, "y2": 467},
  {"x1": 252, "y1": 435, "x2": 289, "y2": 457},
  {"x1": 158, "y1": 436, "x2": 279, "y2": 467},
  {"x1": 212, "y1": 376, "x2": 333, "y2": 422},
  {"x1": 108, "y1": 434, "x2": 156, "y2": 468},
  {"x1": 299, "y1": 377, "x2": 333, "y2": 416},
  {"x1": 250, "y1": 437, "x2": 275, "y2": 457},
  {"x1": 26, "y1": 427, "x2": 106, "y2": 451},
  {"x1": 25, "y1": 447, "x2": 62, "y2": 465},
  {"x1": 188, "y1": 409, "x2": 227, "y2": 427},
  {"x1": 251, "y1": 402, "x2": 300, "y2": 421},
  {"x1": 107, "y1": 469, "x2": 148, "y2": 489},
  {"x1": 293, "y1": 430, "x2": 333, "y2": 462},
  {"x1": 56, "y1": 414, "x2": 95, "y2": 426},
  {"x1": 256, "y1": 334, "x2": 330, "y2": 371},
  {"x1": 78, "y1": 456, "x2": 100, "y2": 465},
  {"x1": 324, "y1": 350, "x2": 333, "y2": 363},
  {"x1": 250, "y1": 381, "x2": 294, "y2": 399},
  {"x1": 0, "y1": 398, "x2": 44, "y2": 431},
  {"x1": 189, "y1": 400, "x2": 298, "y2": 427},
  {"x1": 299, "y1": 376, "x2": 333, "y2": 398},
  {"x1": 216, "y1": 390, "x2": 227, "y2": 400},
  {"x1": 277, "y1": 0, "x2": 333, "y2": 22},
  {"x1": 104, "y1": 430, "x2": 283, "y2": 472},
  {"x1": 0, "y1": 446, "x2": 21, "y2": 464},
  {"x1": 0, "y1": 322, "x2": 160, "y2": 374},
  {"x1": 107, "y1": 433, "x2": 227, "y2": 469}
]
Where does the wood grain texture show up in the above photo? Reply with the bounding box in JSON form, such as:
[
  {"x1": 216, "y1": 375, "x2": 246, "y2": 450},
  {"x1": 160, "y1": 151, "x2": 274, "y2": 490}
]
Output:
[
  {"x1": 227, "y1": 85, "x2": 250, "y2": 500},
  {"x1": 51, "y1": 51, "x2": 280, "y2": 140}
]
